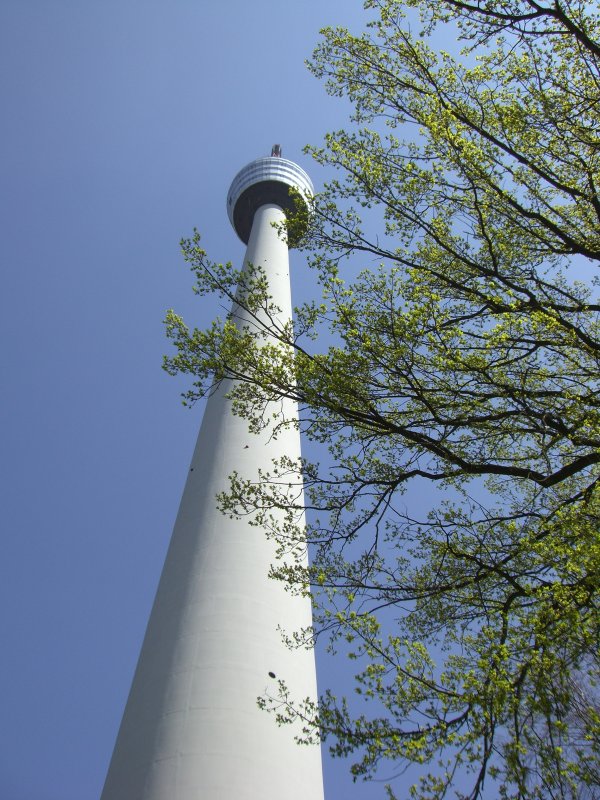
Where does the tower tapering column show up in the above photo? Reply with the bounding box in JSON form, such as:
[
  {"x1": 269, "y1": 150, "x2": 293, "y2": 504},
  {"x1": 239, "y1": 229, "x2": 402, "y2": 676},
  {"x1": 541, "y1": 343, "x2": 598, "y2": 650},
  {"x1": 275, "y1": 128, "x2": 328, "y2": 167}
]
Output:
[{"x1": 101, "y1": 150, "x2": 323, "y2": 800}]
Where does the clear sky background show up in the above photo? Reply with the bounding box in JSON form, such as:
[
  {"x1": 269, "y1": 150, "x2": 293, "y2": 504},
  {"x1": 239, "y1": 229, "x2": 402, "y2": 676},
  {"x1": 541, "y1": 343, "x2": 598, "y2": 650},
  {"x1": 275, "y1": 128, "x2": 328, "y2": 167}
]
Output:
[{"x1": 0, "y1": 2, "x2": 409, "y2": 798}]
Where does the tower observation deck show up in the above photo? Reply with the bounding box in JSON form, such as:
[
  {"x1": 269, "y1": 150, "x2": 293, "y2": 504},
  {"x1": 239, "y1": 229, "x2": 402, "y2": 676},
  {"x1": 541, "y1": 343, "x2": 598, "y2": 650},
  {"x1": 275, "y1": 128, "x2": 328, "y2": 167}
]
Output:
[{"x1": 227, "y1": 147, "x2": 313, "y2": 244}]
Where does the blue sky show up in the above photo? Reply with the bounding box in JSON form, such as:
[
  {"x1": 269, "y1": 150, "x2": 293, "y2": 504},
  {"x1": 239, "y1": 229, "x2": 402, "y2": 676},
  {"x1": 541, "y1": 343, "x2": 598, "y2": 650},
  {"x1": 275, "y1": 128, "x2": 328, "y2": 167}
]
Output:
[{"x1": 0, "y1": 2, "x2": 409, "y2": 798}]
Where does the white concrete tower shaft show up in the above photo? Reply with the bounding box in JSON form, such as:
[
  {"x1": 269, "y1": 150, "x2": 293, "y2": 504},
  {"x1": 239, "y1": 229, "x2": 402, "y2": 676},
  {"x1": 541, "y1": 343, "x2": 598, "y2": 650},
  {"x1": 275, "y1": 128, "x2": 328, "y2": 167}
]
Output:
[{"x1": 101, "y1": 152, "x2": 323, "y2": 799}]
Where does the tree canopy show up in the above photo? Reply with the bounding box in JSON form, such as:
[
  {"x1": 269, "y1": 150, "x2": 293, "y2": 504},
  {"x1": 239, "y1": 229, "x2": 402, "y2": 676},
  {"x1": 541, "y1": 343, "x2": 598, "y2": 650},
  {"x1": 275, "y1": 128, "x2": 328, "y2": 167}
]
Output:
[{"x1": 165, "y1": 1, "x2": 600, "y2": 797}]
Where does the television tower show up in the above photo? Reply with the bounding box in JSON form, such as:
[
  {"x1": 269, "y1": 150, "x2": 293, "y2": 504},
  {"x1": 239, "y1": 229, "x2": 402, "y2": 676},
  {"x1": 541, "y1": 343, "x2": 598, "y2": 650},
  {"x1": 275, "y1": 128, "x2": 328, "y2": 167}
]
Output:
[{"x1": 100, "y1": 149, "x2": 324, "y2": 799}]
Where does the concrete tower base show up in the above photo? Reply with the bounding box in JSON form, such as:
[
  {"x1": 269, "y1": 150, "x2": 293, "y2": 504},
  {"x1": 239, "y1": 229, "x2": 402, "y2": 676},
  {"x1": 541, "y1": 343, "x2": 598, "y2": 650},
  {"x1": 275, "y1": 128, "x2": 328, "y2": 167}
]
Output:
[{"x1": 101, "y1": 191, "x2": 323, "y2": 799}]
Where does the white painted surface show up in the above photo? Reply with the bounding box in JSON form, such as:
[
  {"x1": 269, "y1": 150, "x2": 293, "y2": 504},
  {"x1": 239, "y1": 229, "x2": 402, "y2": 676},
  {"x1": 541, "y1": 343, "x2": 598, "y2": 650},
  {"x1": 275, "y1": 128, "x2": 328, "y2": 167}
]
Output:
[{"x1": 101, "y1": 203, "x2": 324, "y2": 799}]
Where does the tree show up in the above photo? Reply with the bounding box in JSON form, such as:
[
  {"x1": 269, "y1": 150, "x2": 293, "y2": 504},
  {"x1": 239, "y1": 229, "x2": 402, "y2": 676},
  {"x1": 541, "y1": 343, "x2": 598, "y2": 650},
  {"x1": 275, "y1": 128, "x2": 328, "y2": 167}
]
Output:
[{"x1": 164, "y1": 1, "x2": 600, "y2": 797}]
